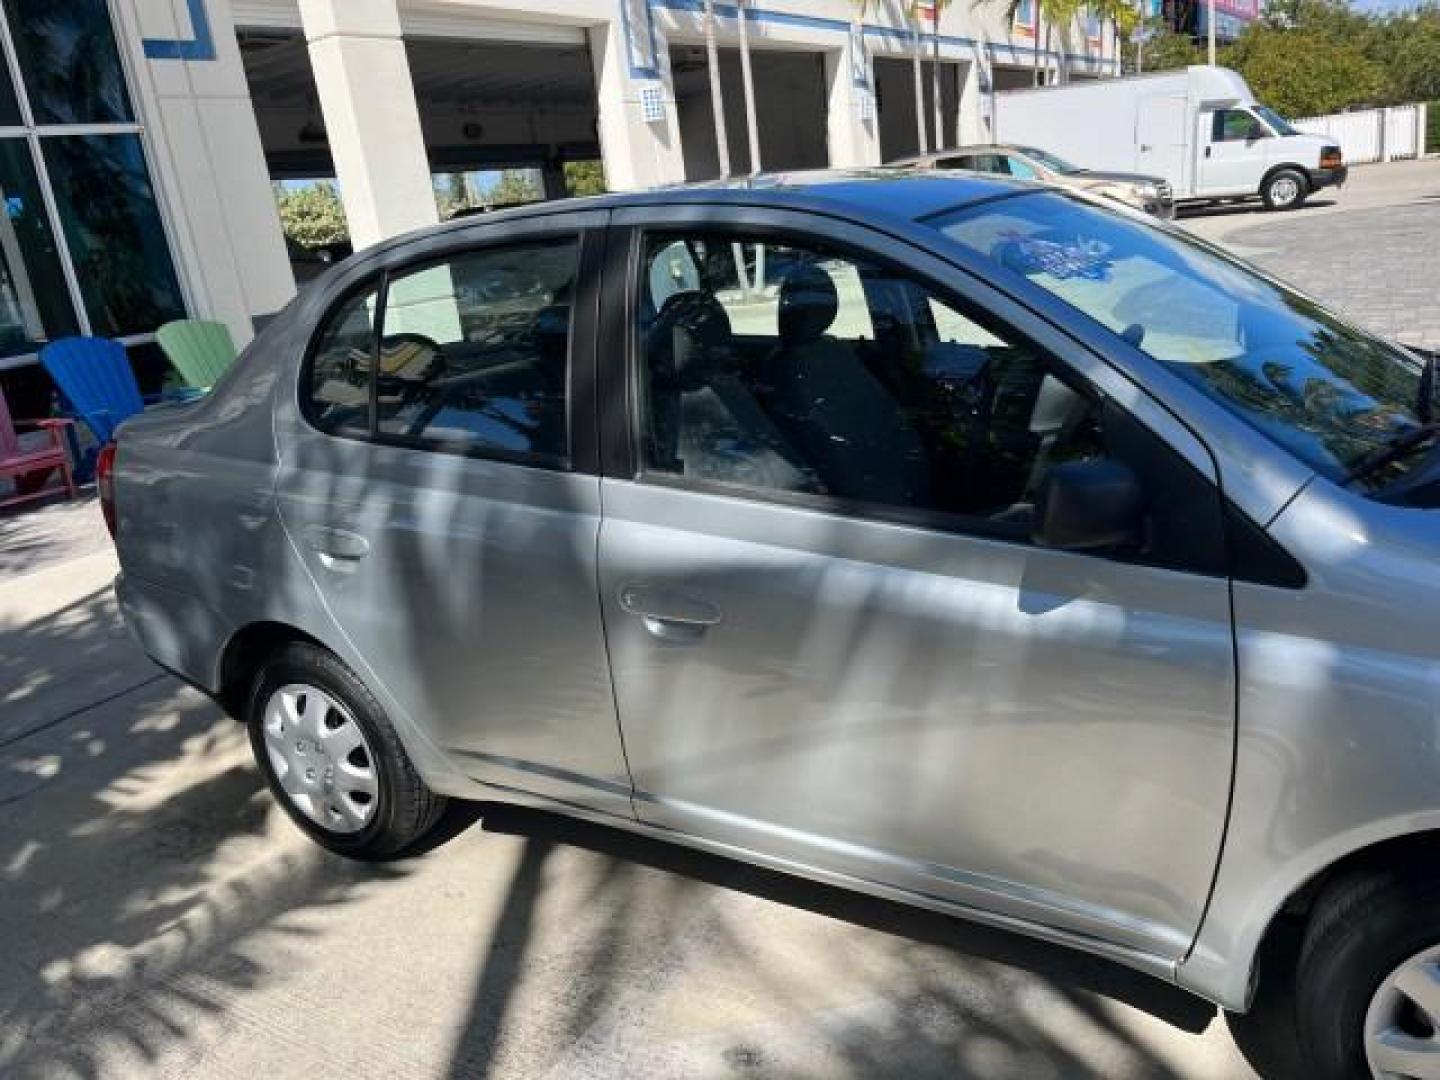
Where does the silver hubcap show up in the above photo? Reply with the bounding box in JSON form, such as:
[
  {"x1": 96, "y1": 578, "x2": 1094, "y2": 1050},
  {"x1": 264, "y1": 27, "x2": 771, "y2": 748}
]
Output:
[
  {"x1": 262, "y1": 683, "x2": 379, "y2": 834},
  {"x1": 1367, "y1": 944, "x2": 1440, "y2": 1078},
  {"x1": 1272, "y1": 176, "x2": 1300, "y2": 204}
]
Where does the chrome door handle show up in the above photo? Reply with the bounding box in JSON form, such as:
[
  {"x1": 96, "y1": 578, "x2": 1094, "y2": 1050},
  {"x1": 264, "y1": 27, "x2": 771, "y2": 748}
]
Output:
[
  {"x1": 619, "y1": 584, "x2": 721, "y2": 643},
  {"x1": 304, "y1": 526, "x2": 370, "y2": 569}
]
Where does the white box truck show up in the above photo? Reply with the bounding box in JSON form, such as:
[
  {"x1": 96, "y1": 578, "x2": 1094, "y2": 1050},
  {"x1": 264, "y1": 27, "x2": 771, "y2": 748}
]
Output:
[{"x1": 993, "y1": 66, "x2": 1347, "y2": 211}]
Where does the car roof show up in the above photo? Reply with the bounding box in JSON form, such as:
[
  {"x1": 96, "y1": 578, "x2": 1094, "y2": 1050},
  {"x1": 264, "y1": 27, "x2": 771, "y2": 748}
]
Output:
[
  {"x1": 891, "y1": 145, "x2": 1030, "y2": 166},
  {"x1": 371, "y1": 169, "x2": 1033, "y2": 259}
]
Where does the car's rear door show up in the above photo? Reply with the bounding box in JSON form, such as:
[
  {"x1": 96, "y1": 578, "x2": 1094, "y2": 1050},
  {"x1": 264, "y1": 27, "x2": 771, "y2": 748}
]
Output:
[
  {"x1": 594, "y1": 203, "x2": 1237, "y2": 963},
  {"x1": 273, "y1": 209, "x2": 633, "y2": 816}
]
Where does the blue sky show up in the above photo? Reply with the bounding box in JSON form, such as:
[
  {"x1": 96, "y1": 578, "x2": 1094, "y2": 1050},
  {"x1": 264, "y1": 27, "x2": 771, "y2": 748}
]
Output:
[{"x1": 1350, "y1": 0, "x2": 1426, "y2": 11}]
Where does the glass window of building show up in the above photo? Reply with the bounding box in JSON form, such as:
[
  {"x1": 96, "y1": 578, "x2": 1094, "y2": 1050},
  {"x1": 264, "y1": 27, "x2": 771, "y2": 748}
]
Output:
[
  {"x1": 3, "y1": 0, "x2": 134, "y2": 125},
  {"x1": 0, "y1": 140, "x2": 79, "y2": 354},
  {"x1": 43, "y1": 135, "x2": 185, "y2": 338},
  {"x1": 0, "y1": 0, "x2": 186, "y2": 371}
]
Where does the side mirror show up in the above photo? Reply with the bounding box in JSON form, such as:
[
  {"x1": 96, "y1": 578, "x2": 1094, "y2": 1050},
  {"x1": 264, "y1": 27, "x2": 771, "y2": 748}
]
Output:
[
  {"x1": 1032, "y1": 458, "x2": 1143, "y2": 552},
  {"x1": 1246, "y1": 123, "x2": 1267, "y2": 142}
]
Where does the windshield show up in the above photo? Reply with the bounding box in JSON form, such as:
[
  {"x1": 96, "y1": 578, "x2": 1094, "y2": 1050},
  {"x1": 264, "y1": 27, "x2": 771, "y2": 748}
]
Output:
[
  {"x1": 1016, "y1": 146, "x2": 1081, "y2": 174},
  {"x1": 1254, "y1": 106, "x2": 1299, "y2": 137},
  {"x1": 929, "y1": 191, "x2": 1424, "y2": 489}
]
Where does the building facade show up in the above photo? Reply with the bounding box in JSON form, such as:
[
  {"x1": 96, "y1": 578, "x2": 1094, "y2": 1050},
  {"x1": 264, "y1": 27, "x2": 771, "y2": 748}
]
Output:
[{"x1": 0, "y1": 0, "x2": 1119, "y2": 401}]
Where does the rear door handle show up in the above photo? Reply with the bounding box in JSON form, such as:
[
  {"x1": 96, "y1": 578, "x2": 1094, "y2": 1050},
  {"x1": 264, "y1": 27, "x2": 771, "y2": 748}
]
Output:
[
  {"x1": 618, "y1": 584, "x2": 721, "y2": 643},
  {"x1": 303, "y1": 526, "x2": 370, "y2": 569}
]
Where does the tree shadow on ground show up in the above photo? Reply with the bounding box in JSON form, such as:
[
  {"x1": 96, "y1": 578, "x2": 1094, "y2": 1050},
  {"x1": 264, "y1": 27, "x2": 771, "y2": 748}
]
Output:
[
  {"x1": 436, "y1": 802, "x2": 1304, "y2": 1079},
  {"x1": 0, "y1": 583, "x2": 414, "y2": 1079}
]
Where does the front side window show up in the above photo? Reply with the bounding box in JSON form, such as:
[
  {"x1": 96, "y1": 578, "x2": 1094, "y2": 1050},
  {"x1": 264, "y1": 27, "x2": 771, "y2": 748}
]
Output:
[
  {"x1": 931, "y1": 191, "x2": 1426, "y2": 490},
  {"x1": 1212, "y1": 109, "x2": 1262, "y2": 143},
  {"x1": 1004, "y1": 155, "x2": 1039, "y2": 180},
  {"x1": 634, "y1": 230, "x2": 1224, "y2": 569},
  {"x1": 374, "y1": 239, "x2": 577, "y2": 462}
]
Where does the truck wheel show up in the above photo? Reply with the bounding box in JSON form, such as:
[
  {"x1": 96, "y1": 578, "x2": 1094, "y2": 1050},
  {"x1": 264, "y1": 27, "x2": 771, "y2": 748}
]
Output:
[
  {"x1": 1262, "y1": 168, "x2": 1309, "y2": 211},
  {"x1": 1295, "y1": 864, "x2": 1440, "y2": 1078},
  {"x1": 246, "y1": 641, "x2": 447, "y2": 860}
]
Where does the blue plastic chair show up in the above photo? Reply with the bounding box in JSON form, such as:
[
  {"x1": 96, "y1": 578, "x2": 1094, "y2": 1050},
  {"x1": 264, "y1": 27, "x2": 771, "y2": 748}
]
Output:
[{"x1": 40, "y1": 337, "x2": 145, "y2": 481}]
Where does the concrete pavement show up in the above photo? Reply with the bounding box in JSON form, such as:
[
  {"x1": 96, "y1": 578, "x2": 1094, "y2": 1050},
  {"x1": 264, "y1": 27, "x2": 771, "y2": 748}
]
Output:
[{"x1": 1180, "y1": 157, "x2": 1440, "y2": 349}]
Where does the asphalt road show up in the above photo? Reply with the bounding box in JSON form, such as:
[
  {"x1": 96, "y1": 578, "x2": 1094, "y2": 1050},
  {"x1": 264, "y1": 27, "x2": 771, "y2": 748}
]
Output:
[{"x1": 4, "y1": 160, "x2": 1438, "y2": 1080}]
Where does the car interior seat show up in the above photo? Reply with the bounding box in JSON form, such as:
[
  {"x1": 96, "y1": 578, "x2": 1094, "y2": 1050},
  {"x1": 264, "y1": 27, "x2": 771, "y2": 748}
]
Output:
[
  {"x1": 646, "y1": 291, "x2": 816, "y2": 492},
  {"x1": 761, "y1": 264, "x2": 930, "y2": 506}
]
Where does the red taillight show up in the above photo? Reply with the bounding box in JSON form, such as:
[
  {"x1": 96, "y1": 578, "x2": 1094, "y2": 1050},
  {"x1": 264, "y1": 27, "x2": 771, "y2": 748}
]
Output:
[{"x1": 96, "y1": 441, "x2": 118, "y2": 539}]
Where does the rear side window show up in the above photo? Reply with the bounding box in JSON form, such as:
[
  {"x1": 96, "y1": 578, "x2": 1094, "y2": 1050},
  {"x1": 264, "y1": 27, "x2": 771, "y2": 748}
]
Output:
[
  {"x1": 375, "y1": 240, "x2": 578, "y2": 463},
  {"x1": 301, "y1": 237, "x2": 579, "y2": 467},
  {"x1": 308, "y1": 285, "x2": 378, "y2": 434}
]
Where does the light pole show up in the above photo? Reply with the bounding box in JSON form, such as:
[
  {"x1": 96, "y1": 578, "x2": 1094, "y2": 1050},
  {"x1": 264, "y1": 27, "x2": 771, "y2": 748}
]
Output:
[{"x1": 1208, "y1": 0, "x2": 1217, "y2": 65}]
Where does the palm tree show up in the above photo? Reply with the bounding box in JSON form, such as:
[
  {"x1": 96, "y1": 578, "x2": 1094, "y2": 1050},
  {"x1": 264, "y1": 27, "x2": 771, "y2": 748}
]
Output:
[
  {"x1": 702, "y1": 0, "x2": 731, "y2": 177},
  {"x1": 978, "y1": 0, "x2": 1072, "y2": 87},
  {"x1": 736, "y1": 0, "x2": 762, "y2": 173}
]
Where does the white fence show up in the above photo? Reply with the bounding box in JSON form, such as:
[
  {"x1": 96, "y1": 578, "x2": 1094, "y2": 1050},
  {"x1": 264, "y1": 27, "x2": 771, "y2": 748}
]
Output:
[{"x1": 1292, "y1": 104, "x2": 1429, "y2": 164}]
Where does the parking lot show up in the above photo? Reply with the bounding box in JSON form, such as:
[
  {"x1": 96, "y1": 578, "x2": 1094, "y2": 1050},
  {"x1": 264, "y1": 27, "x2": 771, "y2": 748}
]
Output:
[{"x1": 2, "y1": 159, "x2": 1438, "y2": 1080}]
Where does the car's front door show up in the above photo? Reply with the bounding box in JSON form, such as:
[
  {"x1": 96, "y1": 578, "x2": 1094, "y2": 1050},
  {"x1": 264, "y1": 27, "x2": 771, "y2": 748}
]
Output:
[
  {"x1": 273, "y1": 210, "x2": 633, "y2": 817},
  {"x1": 1199, "y1": 108, "x2": 1265, "y2": 195},
  {"x1": 595, "y1": 206, "x2": 1237, "y2": 960}
]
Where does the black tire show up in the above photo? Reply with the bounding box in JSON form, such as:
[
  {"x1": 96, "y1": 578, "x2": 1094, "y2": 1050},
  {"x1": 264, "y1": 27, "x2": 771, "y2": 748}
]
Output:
[
  {"x1": 245, "y1": 641, "x2": 446, "y2": 860},
  {"x1": 1296, "y1": 865, "x2": 1440, "y2": 1078},
  {"x1": 1262, "y1": 168, "x2": 1309, "y2": 211}
]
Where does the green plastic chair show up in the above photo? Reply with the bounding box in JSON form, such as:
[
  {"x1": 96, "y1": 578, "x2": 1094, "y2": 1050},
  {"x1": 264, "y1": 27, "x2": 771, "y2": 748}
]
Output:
[{"x1": 156, "y1": 319, "x2": 238, "y2": 390}]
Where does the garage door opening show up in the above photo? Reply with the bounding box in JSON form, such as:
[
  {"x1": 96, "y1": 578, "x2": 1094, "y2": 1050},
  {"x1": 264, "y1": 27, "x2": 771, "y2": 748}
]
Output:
[
  {"x1": 238, "y1": 29, "x2": 605, "y2": 279},
  {"x1": 671, "y1": 45, "x2": 829, "y2": 181},
  {"x1": 875, "y1": 56, "x2": 961, "y2": 162}
]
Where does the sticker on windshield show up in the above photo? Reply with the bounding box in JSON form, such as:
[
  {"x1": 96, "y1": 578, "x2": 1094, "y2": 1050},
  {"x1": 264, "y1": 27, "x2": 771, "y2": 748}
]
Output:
[{"x1": 995, "y1": 232, "x2": 1114, "y2": 281}]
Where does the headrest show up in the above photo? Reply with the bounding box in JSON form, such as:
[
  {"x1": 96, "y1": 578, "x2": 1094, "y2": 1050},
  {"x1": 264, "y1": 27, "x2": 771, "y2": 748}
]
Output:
[
  {"x1": 649, "y1": 291, "x2": 732, "y2": 387},
  {"x1": 778, "y1": 265, "x2": 839, "y2": 345}
]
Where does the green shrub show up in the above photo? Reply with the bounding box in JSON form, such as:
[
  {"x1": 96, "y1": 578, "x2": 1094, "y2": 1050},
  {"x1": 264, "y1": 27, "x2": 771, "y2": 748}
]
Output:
[{"x1": 1428, "y1": 102, "x2": 1440, "y2": 154}]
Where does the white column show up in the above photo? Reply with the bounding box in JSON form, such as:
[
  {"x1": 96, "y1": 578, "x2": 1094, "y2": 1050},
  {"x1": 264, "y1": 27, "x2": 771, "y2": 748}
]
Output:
[
  {"x1": 590, "y1": 15, "x2": 686, "y2": 191},
  {"x1": 824, "y1": 34, "x2": 881, "y2": 168},
  {"x1": 957, "y1": 52, "x2": 987, "y2": 145},
  {"x1": 298, "y1": 0, "x2": 436, "y2": 249}
]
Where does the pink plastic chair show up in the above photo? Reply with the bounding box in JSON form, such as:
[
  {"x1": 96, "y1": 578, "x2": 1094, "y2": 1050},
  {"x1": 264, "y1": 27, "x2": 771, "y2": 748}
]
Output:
[{"x1": 0, "y1": 386, "x2": 76, "y2": 510}]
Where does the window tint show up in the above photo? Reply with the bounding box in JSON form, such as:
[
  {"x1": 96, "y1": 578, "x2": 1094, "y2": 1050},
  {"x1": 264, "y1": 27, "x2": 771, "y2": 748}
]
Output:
[
  {"x1": 1005, "y1": 155, "x2": 1039, "y2": 180},
  {"x1": 375, "y1": 239, "x2": 577, "y2": 462},
  {"x1": 1212, "y1": 109, "x2": 1260, "y2": 143},
  {"x1": 635, "y1": 231, "x2": 1225, "y2": 571},
  {"x1": 309, "y1": 285, "x2": 378, "y2": 434}
]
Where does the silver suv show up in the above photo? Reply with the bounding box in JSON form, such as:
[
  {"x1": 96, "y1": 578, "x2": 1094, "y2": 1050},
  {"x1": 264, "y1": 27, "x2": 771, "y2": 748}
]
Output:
[{"x1": 111, "y1": 172, "x2": 1440, "y2": 1079}]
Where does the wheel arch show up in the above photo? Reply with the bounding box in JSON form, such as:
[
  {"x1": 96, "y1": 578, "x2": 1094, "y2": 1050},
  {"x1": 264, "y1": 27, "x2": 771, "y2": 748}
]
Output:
[
  {"x1": 1259, "y1": 163, "x2": 1311, "y2": 196},
  {"x1": 217, "y1": 620, "x2": 327, "y2": 717},
  {"x1": 1191, "y1": 825, "x2": 1440, "y2": 1011}
]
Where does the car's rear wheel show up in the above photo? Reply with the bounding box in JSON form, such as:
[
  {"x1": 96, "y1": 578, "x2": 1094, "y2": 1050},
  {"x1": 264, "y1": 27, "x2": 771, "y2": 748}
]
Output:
[
  {"x1": 1296, "y1": 865, "x2": 1440, "y2": 1078},
  {"x1": 1262, "y1": 168, "x2": 1309, "y2": 211},
  {"x1": 246, "y1": 641, "x2": 446, "y2": 860}
]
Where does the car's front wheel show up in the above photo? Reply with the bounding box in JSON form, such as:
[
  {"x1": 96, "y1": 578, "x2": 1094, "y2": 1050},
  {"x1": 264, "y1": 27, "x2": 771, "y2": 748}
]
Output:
[
  {"x1": 246, "y1": 641, "x2": 446, "y2": 860},
  {"x1": 1296, "y1": 865, "x2": 1440, "y2": 1078},
  {"x1": 1262, "y1": 168, "x2": 1309, "y2": 211}
]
